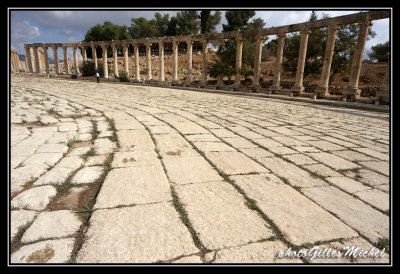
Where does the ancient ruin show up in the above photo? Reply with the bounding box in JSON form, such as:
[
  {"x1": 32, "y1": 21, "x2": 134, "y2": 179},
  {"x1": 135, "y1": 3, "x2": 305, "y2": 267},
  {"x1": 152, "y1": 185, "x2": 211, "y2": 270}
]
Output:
[{"x1": 12, "y1": 10, "x2": 390, "y2": 104}]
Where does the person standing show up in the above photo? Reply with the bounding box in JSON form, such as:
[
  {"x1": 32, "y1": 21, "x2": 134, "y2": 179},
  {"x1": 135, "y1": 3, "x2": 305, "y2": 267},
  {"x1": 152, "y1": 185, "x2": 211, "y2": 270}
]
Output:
[{"x1": 96, "y1": 71, "x2": 100, "y2": 83}]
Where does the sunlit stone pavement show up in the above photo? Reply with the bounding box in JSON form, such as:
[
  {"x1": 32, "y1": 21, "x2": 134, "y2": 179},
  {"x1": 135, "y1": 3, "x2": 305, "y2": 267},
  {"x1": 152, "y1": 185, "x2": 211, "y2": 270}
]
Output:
[{"x1": 10, "y1": 75, "x2": 390, "y2": 264}]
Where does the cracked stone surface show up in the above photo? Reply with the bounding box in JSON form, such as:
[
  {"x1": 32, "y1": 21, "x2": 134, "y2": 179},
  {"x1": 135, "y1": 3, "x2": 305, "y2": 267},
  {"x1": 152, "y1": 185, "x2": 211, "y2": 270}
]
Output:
[
  {"x1": 21, "y1": 210, "x2": 81, "y2": 243},
  {"x1": 10, "y1": 76, "x2": 390, "y2": 264}
]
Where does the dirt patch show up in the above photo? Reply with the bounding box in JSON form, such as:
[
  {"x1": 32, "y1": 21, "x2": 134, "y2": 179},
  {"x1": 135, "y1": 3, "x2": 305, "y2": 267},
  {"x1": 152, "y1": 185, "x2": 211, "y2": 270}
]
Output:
[
  {"x1": 26, "y1": 245, "x2": 55, "y2": 263},
  {"x1": 71, "y1": 141, "x2": 92, "y2": 149},
  {"x1": 46, "y1": 185, "x2": 98, "y2": 212},
  {"x1": 166, "y1": 150, "x2": 182, "y2": 156}
]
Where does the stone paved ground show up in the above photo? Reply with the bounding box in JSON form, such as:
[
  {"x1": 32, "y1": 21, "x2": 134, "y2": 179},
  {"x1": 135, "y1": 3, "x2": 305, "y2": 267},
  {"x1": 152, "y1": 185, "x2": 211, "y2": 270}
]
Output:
[{"x1": 10, "y1": 76, "x2": 390, "y2": 264}]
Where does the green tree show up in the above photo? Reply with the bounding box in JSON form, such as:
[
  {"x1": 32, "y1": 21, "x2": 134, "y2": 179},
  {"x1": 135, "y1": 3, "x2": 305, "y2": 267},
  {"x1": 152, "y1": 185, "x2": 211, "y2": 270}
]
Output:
[
  {"x1": 222, "y1": 11, "x2": 256, "y2": 32},
  {"x1": 199, "y1": 10, "x2": 222, "y2": 34},
  {"x1": 129, "y1": 17, "x2": 159, "y2": 38},
  {"x1": 175, "y1": 11, "x2": 199, "y2": 35},
  {"x1": 83, "y1": 21, "x2": 131, "y2": 58},
  {"x1": 368, "y1": 41, "x2": 390, "y2": 62}
]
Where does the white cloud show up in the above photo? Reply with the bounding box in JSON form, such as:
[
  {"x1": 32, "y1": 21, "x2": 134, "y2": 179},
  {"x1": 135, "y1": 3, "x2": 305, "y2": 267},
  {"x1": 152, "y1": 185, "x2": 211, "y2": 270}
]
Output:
[{"x1": 11, "y1": 20, "x2": 41, "y2": 53}]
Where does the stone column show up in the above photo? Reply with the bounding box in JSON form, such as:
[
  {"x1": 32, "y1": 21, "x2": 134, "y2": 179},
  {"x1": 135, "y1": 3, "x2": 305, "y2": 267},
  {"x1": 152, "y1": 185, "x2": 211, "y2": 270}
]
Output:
[
  {"x1": 270, "y1": 33, "x2": 286, "y2": 91},
  {"x1": 33, "y1": 46, "x2": 41, "y2": 74},
  {"x1": 233, "y1": 34, "x2": 243, "y2": 89},
  {"x1": 112, "y1": 42, "x2": 119, "y2": 77},
  {"x1": 201, "y1": 39, "x2": 209, "y2": 86},
  {"x1": 63, "y1": 47, "x2": 70, "y2": 75},
  {"x1": 43, "y1": 47, "x2": 50, "y2": 74},
  {"x1": 25, "y1": 46, "x2": 33, "y2": 73},
  {"x1": 82, "y1": 46, "x2": 87, "y2": 64},
  {"x1": 52, "y1": 47, "x2": 60, "y2": 74},
  {"x1": 345, "y1": 21, "x2": 371, "y2": 99},
  {"x1": 252, "y1": 35, "x2": 264, "y2": 87},
  {"x1": 134, "y1": 44, "x2": 140, "y2": 81},
  {"x1": 73, "y1": 46, "x2": 79, "y2": 74},
  {"x1": 123, "y1": 44, "x2": 129, "y2": 76},
  {"x1": 375, "y1": 61, "x2": 390, "y2": 103},
  {"x1": 172, "y1": 40, "x2": 179, "y2": 82},
  {"x1": 102, "y1": 45, "x2": 108, "y2": 78},
  {"x1": 146, "y1": 41, "x2": 152, "y2": 80},
  {"x1": 91, "y1": 45, "x2": 98, "y2": 70},
  {"x1": 291, "y1": 30, "x2": 310, "y2": 95},
  {"x1": 10, "y1": 51, "x2": 15, "y2": 73},
  {"x1": 316, "y1": 25, "x2": 338, "y2": 98},
  {"x1": 158, "y1": 42, "x2": 165, "y2": 82},
  {"x1": 185, "y1": 39, "x2": 193, "y2": 85}
]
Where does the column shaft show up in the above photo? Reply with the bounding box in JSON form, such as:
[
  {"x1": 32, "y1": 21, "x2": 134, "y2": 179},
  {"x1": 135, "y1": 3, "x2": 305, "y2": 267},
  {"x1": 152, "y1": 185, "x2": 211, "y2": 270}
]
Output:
[
  {"x1": 53, "y1": 47, "x2": 60, "y2": 74},
  {"x1": 159, "y1": 42, "x2": 164, "y2": 82},
  {"x1": 25, "y1": 46, "x2": 33, "y2": 73},
  {"x1": 234, "y1": 35, "x2": 243, "y2": 88},
  {"x1": 63, "y1": 47, "x2": 70, "y2": 75},
  {"x1": 82, "y1": 47, "x2": 87, "y2": 64},
  {"x1": 43, "y1": 47, "x2": 50, "y2": 74},
  {"x1": 173, "y1": 41, "x2": 178, "y2": 81},
  {"x1": 102, "y1": 46, "x2": 108, "y2": 78},
  {"x1": 113, "y1": 43, "x2": 119, "y2": 77},
  {"x1": 291, "y1": 30, "x2": 310, "y2": 94},
  {"x1": 73, "y1": 47, "x2": 79, "y2": 74},
  {"x1": 185, "y1": 40, "x2": 193, "y2": 84},
  {"x1": 202, "y1": 40, "x2": 208, "y2": 86},
  {"x1": 271, "y1": 33, "x2": 286, "y2": 90},
  {"x1": 316, "y1": 25, "x2": 338, "y2": 97},
  {"x1": 146, "y1": 42, "x2": 152, "y2": 80},
  {"x1": 33, "y1": 47, "x2": 41, "y2": 74},
  {"x1": 134, "y1": 44, "x2": 140, "y2": 81},
  {"x1": 91, "y1": 46, "x2": 98, "y2": 70},
  {"x1": 345, "y1": 21, "x2": 371, "y2": 97},
  {"x1": 252, "y1": 36, "x2": 264, "y2": 86},
  {"x1": 123, "y1": 45, "x2": 129, "y2": 75}
]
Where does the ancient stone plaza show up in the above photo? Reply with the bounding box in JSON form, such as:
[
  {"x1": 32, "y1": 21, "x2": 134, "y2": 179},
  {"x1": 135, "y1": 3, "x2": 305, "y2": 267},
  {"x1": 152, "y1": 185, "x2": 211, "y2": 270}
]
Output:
[{"x1": 9, "y1": 11, "x2": 390, "y2": 264}]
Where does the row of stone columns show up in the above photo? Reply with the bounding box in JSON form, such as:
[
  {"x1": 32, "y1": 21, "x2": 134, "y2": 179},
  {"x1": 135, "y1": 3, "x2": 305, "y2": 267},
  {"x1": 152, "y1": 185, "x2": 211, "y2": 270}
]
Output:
[
  {"x1": 20, "y1": 20, "x2": 384, "y2": 101},
  {"x1": 10, "y1": 50, "x2": 20, "y2": 73},
  {"x1": 24, "y1": 45, "x2": 83, "y2": 75}
]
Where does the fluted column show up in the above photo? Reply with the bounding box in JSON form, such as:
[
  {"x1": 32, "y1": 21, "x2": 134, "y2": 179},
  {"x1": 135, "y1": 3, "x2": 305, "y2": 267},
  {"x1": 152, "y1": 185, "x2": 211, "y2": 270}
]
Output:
[
  {"x1": 316, "y1": 25, "x2": 338, "y2": 98},
  {"x1": 345, "y1": 21, "x2": 371, "y2": 98},
  {"x1": 270, "y1": 33, "x2": 286, "y2": 91},
  {"x1": 43, "y1": 47, "x2": 50, "y2": 74},
  {"x1": 102, "y1": 45, "x2": 108, "y2": 78},
  {"x1": 82, "y1": 46, "x2": 87, "y2": 64},
  {"x1": 201, "y1": 39, "x2": 208, "y2": 86},
  {"x1": 233, "y1": 34, "x2": 243, "y2": 89},
  {"x1": 52, "y1": 47, "x2": 60, "y2": 74},
  {"x1": 158, "y1": 42, "x2": 165, "y2": 82},
  {"x1": 10, "y1": 51, "x2": 15, "y2": 73},
  {"x1": 73, "y1": 46, "x2": 79, "y2": 74},
  {"x1": 33, "y1": 46, "x2": 41, "y2": 74},
  {"x1": 123, "y1": 45, "x2": 129, "y2": 75},
  {"x1": 63, "y1": 47, "x2": 70, "y2": 75},
  {"x1": 25, "y1": 46, "x2": 33, "y2": 73},
  {"x1": 146, "y1": 41, "x2": 152, "y2": 80},
  {"x1": 172, "y1": 40, "x2": 179, "y2": 82},
  {"x1": 252, "y1": 35, "x2": 264, "y2": 87},
  {"x1": 112, "y1": 41, "x2": 119, "y2": 77},
  {"x1": 91, "y1": 46, "x2": 98, "y2": 71},
  {"x1": 134, "y1": 44, "x2": 140, "y2": 81},
  {"x1": 185, "y1": 39, "x2": 193, "y2": 85},
  {"x1": 291, "y1": 30, "x2": 310, "y2": 95}
]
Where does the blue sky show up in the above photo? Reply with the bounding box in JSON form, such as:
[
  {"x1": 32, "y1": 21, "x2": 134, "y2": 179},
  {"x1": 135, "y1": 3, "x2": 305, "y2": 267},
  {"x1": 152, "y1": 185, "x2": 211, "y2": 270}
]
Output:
[{"x1": 10, "y1": 9, "x2": 390, "y2": 60}]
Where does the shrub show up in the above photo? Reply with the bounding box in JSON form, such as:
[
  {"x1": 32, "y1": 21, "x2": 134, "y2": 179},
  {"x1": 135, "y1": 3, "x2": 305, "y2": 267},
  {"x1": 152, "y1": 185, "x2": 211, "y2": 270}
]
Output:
[
  {"x1": 118, "y1": 71, "x2": 129, "y2": 82},
  {"x1": 80, "y1": 60, "x2": 104, "y2": 77}
]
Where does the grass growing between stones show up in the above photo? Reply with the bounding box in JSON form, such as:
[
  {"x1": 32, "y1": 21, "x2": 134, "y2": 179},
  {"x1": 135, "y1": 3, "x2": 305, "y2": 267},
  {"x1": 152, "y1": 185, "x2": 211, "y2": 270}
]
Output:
[{"x1": 10, "y1": 221, "x2": 36, "y2": 254}]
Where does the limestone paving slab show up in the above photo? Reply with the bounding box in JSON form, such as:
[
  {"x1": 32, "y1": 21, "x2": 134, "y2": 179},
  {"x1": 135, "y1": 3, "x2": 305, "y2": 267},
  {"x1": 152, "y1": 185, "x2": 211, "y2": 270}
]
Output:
[
  {"x1": 176, "y1": 181, "x2": 273, "y2": 250},
  {"x1": 71, "y1": 166, "x2": 103, "y2": 184},
  {"x1": 21, "y1": 210, "x2": 81, "y2": 243},
  {"x1": 11, "y1": 210, "x2": 38, "y2": 241},
  {"x1": 11, "y1": 185, "x2": 57, "y2": 211},
  {"x1": 94, "y1": 164, "x2": 171, "y2": 208},
  {"x1": 206, "y1": 151, "x2": 267, "y2": 175},
  {"x1": 11, "y1": 238, "x2": 75, "y2": 263},
  {"x1": 231, "y1": 174, "x2": 357, "y2": 245},
  {"x1": 77, "y1": 203, "x2": 199, "y2": 263},
  {"x1": 303, "y1": 186, "x2": 389, "y2": 243}
]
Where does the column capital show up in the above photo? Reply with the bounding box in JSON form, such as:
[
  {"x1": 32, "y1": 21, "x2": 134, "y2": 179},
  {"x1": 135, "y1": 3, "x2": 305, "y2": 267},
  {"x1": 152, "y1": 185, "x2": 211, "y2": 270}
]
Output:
[
  {"x1": 277, "y1": 32, "x2": 286, "y2": 39},
  {"x1": 300, "y1": 29, "x2": 311, "y2": 36},
  {"x1": 123, "y1": 44, "x2": 129, "y2": 49},
  {"x1": 158, "y1": 41, "x2": 164, "y2": 46},
  {"x1": 358, "y1": 20, "x2": 372, "y2": 27},
  {"x1": 327, "y1": 24, "x2": 340, "y2": 32},
  {"x1": 202, "y1": 39, "x2": 209, "y2": 45},
  {"x1": 186, "y1": 39, "x2": 193, "y2": 44}
]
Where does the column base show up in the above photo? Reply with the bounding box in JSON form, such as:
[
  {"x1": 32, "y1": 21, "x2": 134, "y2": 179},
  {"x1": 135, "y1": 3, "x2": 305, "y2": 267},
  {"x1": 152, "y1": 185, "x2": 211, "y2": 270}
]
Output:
[
  {"x1": 315, "y1": 86, "x2": 330, "y2": 98},
  {"x1": 269, "y1": 85, "x2": 280, "y2": 93},
  {"x1": 375, "y1": 89, "x2": 390, "y2": 104},
  {"x1": 290, "y1": 85, "x2": 304, "y2": 96}
]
